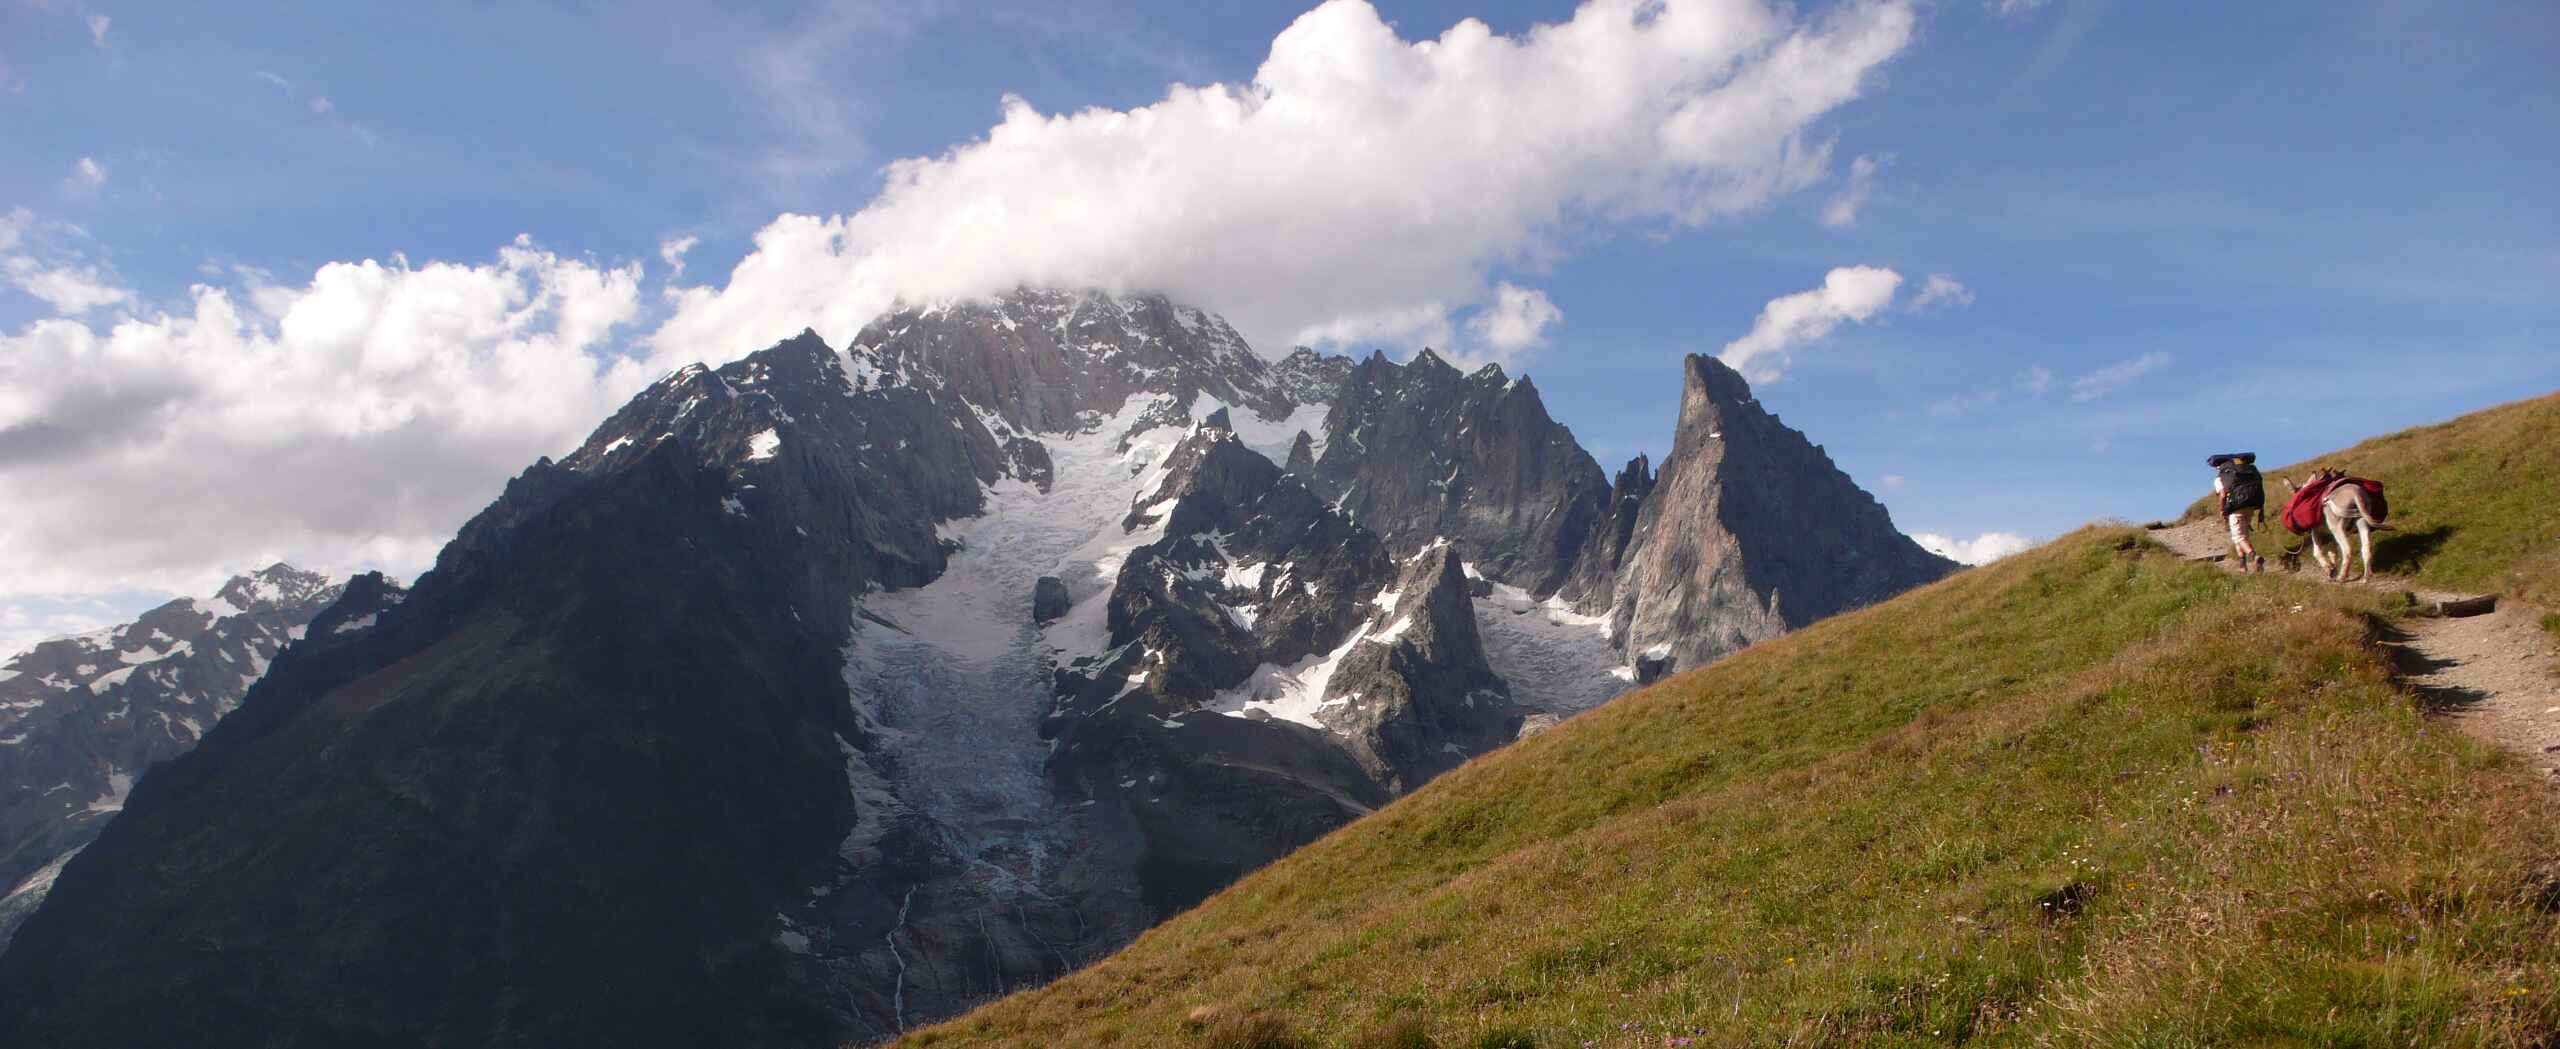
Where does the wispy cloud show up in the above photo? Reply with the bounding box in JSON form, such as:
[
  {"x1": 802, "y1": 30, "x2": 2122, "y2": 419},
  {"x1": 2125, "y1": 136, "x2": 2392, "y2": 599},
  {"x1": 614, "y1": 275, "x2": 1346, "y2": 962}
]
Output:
[
  {"x1": 740, "y1": 4, "x2": 930, "y2": 192},
  {"x1": 658, "y1": 235, "x2": 699, "y2": 279},
  {"x1": 1928, "y1": 389, "x2": 2000, "y2": 418},
  {"x1": 251, "y1": 70, "x2": 375, "y2": 146},
  {"x1": 2068, "y1": 351, "x2": 2174, "y2": 402},
  {"x1": 3, "y1": 255, "x2": 131, "y2": 315},
  {"x1": 1909, "y1": 273, "x2": 1974, "y2": 310},
  {"x1": 1, "y1": 600, "x2": 120, "y2": 665},
  {"x1": 87, "y1": 14, "x2": 111, "y2": 47},
  {"x1": 1821, "y1": 152, "x2": 1890, "y2": 228},
  {"x1": 63, "y1": 156, "x2": 108, "y2": 194}
]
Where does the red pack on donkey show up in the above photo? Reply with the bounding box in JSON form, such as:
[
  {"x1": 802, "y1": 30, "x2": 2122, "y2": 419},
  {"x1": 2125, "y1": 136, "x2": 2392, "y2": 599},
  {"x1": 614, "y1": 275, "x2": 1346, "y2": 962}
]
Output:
[{"x1": 2281, "y1": 468, "x2": 2390, "y2": 581}]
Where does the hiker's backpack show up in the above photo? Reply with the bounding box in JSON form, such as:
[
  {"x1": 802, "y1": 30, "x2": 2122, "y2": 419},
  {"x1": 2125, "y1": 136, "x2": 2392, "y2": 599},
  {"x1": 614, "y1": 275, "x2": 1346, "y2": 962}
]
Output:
[{"x1": 2217, "y1": 460, "x2": 2264, "y2": 513}]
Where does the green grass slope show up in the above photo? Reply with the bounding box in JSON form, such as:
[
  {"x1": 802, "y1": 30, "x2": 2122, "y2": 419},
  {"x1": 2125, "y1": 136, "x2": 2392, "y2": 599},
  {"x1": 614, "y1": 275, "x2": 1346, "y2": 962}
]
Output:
[
  {"x1": 2185, "y1": 390, "x2": 2560, "y2": 603},
  {"x1": 900, "y1": 399, "x2": 2560, "y2": 1049}
]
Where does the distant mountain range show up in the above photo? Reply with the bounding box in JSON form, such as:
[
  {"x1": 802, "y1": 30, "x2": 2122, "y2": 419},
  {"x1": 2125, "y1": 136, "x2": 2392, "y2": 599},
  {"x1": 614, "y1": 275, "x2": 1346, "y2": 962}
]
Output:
[
  {"x1": 0, "y1": 291, "x2": 1951, "y2": 1047},
  {"x1": 0, "y1": 564, "x2": 356, "y2": 947}
]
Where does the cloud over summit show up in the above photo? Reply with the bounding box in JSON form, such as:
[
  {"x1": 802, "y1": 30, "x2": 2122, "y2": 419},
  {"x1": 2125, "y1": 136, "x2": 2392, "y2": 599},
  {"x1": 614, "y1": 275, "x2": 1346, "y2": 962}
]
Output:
[{"x1": 657, "y1": 0, "x2": 1915, "y2": 364}]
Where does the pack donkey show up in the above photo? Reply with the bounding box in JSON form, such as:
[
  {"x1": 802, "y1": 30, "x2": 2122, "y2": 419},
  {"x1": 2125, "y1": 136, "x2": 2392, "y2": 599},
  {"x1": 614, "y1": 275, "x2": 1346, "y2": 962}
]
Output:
[{"x1": 2283, "y1": 468, "x2": 2390, "y2": 582}]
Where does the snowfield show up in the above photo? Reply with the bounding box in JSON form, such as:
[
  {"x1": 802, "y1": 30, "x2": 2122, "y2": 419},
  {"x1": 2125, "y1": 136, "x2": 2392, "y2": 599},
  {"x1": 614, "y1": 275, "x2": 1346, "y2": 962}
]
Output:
[
  {"x1": 832, "y1": 384, "x2": 1633, "y2": 908},
  {"x1": 1472, "y1": 580, "x2": 1628, "y2": 718},
  {"x1": 841, "y1": 394, "x2": 1198, "y2": 901}
]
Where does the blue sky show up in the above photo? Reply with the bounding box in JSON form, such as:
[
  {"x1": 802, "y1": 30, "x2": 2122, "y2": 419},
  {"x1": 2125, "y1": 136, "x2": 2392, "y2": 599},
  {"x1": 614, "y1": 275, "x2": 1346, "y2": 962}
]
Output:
[{"x1": 3, "y1": 0, "x2": 2555, "y2": 649}]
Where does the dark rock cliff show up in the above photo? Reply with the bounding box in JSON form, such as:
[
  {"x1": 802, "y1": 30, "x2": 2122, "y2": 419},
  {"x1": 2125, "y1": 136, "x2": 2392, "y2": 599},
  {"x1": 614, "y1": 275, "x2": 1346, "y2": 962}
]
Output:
[{"x1": 1310, "y1": 350, "x2": 1611, "y2": 595}]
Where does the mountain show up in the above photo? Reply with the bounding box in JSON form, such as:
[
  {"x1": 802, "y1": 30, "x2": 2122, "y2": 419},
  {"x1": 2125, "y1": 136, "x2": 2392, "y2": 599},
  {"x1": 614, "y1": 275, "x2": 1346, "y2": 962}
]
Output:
[
  {"x1": 0, "y1": 291, "x2": 1949, "y2": 1047},
  {"x1": 1598, "y1": 353, "x2": 1961, "y2": 678},
  {"x1": 889, "y1": 390, "x2": 2560, "y2": 1048},
  {"x1": 0, "y1": 564, "x2": 350, "y2": 947},
  {"x1": 1307, "y1": 349, "x2": 1610, "y2": 595}
]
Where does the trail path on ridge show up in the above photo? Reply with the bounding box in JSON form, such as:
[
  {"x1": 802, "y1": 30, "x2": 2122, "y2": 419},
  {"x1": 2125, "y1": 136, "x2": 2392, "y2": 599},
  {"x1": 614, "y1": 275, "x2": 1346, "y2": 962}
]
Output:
[{"x1": 2148, "y1": 517, "x2": 2560, "y2": 783}]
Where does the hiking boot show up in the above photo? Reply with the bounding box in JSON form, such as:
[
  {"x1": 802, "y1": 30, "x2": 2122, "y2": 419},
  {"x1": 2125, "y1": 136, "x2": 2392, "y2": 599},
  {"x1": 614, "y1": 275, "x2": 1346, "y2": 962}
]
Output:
[{"x1": 2254, "y1": 556, "x2": 2266, "y2": 574}]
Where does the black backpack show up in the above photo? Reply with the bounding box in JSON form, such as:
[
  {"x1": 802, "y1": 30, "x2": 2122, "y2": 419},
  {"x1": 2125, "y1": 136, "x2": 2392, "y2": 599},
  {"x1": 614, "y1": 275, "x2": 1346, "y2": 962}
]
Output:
[{"x1": 2217, "y1": 460, "x2": 2264, "y2": 513}]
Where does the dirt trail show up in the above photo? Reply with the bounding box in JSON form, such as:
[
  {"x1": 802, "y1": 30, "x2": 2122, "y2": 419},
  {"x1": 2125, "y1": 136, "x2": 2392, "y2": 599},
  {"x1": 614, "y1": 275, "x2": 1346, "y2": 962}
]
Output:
[{"x1": 2148, "y1": 517, "x2": 2560, "y2": 781}]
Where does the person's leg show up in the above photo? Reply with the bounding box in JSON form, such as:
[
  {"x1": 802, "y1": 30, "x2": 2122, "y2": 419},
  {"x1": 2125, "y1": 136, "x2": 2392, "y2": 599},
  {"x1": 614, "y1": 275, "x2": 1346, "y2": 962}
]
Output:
[{"x1": 2226, "y1": 512, "x2": 2257, "y2": 569}]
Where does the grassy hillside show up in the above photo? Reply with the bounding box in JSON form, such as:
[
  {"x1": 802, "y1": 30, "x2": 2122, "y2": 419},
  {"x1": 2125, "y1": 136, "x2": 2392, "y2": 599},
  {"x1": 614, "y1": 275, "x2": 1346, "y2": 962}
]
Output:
[
  {"x1": 896, "y1": 525, "x2": 2560, "y2": 1047},
  {"x1": 2184, "y1": 389, "x2": 2560, "y2": 603}
]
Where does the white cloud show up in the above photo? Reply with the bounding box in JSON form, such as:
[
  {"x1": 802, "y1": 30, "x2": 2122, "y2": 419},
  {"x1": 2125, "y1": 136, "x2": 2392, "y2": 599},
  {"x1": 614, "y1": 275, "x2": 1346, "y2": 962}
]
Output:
[
  {"x1": 1821, "y1": 152, "x2": 1888, "y2": 228},
  {"x1": 1466, "y1": 282, "x2": 1562, "y2": 356},
  {"x1": 0, "y1": 236, "x2": 651, "y2": 602},
  {"x1": 656, "y1": 0, "x2": 1915, "y2": 365},
  {"x1": 2018, "y1": 364, "x2": 2054, "y2": 395},
  {"x1": 1880, "y1": 473, "x2": 1905, "y2": 490},
  {"x1": 1913, "y1": 531, "x2": 2036, "y2": 564},
  {"x1": 1909, "y1": 272, "x2": 1972, "y2": 309},
  {"x1": 658, "y1": 234, "x2": 699, "y2": 279},
  {"x1": 254, "y1": 70, "x2": 294, "y2": 94},
  {"x1": 1990, "y1": 0, "x2": 2049, "y2": 15},
  {"x1": 0, "y1": 208, "x2": 29, "y2": 252},
  {"x1": 1716, "y1": 264, "x2": 1903, "y2": 382},
  {"x1": 2068, "y1": 351, "x2": 2173, "y2": 402},
  {"x1": 87, "y1": 15, "x2": 111, "y2": 47},
  {"x1": 3, "y1": 255, "x2": 132, "y2": 314},
  {"x1": 67, "y1": 156, "x2": 108, "y2": 191},
  {"x1": 309, "y1": 96, "x2": 333, "y2": 115}
]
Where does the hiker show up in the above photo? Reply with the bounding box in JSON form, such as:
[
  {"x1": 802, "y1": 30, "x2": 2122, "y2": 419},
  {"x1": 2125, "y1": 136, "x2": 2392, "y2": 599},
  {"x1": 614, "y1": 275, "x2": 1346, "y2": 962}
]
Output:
[{"x1": 2208, "y1": 452, "x2": 2266, "y2": 573}]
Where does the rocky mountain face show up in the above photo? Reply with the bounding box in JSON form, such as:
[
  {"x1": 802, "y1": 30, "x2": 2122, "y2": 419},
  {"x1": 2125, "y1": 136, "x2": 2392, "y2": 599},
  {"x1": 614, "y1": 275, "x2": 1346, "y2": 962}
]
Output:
[
  {"x1": 1311, "y1": 350, "x2": 1610, "y2": 594},
  {"x1": 0, "y1": 564, "x2": 349, "y2": 948},
  {"x1": 0, "y1": 291, "x2": 1951, "y2": 1048},
  {"x1": 1600, "y1": 354, "x2": 1959, "y2": 678}
]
